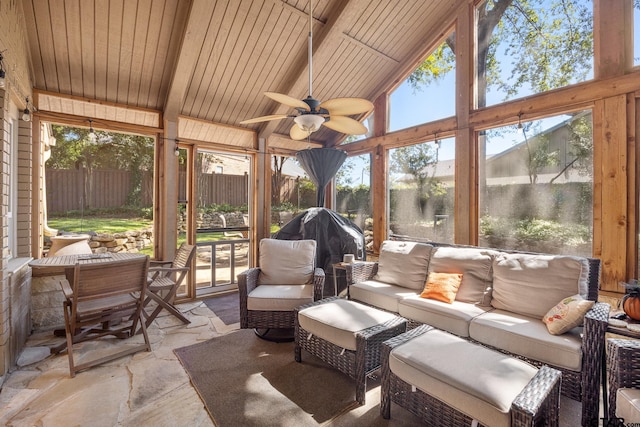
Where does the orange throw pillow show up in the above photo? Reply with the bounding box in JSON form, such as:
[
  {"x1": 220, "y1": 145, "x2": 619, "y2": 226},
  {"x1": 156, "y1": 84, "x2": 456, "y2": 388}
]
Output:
[{"x1": 420, "y1": 272, "x2": 463, "y2": 304}]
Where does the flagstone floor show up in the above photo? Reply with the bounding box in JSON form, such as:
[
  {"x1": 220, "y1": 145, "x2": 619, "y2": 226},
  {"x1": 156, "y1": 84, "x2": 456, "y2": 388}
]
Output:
[{"x1": 0, "y1": 295, "x2": 590, "y2": 427}]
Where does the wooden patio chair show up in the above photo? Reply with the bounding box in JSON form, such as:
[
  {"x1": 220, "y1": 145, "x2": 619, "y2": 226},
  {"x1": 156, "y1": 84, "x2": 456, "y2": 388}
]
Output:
[
  {"x1": 58, "y1": 256, "x2": 152, "y2": 377},
  {"x1": 142, "y1": 243, "x2": 196, "y2": 328}
]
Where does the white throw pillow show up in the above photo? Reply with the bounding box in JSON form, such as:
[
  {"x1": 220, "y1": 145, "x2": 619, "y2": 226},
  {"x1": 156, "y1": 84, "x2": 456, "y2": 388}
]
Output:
[
  {"x1": 373, "y1": 240, "x2": 432, "y2": 290},
  {"x1": 258, "y1": 239, "x2": 316, "y2": 285},
  {"x1": 543, "y1": 294, "x2": 595, "y2": 335}
]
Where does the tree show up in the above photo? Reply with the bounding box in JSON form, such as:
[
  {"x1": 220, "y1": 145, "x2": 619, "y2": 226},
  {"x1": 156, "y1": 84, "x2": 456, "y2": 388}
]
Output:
[
  {"x1": 49, "y1": 125, "x2": 154, "y2": 209},
  {"x1": 409, "y1": 0, "x2": 593, "y2": 108},
  {"x1": 271, "y1": 155, "x2": 288, "y2": 206},
  {"x1": 390, "y1": 142, "x2": 444, "y2": 216}
]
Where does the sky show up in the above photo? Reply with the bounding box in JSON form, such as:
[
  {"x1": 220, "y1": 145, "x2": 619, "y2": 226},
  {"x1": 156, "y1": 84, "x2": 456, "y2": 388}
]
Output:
[{"x1": 340, "y1": 2, "x2": 640, "y2": 185}]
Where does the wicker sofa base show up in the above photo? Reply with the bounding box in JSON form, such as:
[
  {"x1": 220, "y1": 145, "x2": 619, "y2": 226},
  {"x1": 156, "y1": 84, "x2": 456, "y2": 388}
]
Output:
[
  {"x1": 381, "y1": 325, "x2": 562, "y2": 427},
  {"x1": 294, "y1": 297, "x2": 407, "y2": 405}
]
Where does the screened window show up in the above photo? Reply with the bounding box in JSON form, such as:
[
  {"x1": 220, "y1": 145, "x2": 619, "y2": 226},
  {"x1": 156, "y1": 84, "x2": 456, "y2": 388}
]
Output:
[
  {"x1": 388, "y1": 137, "x2": 455, "y2": 243},
  {"x1": 336, "y1": 153, "x2": 371, "y2": 233},
  {"x1": 476, "y1": 0, "x2": 594, "y2": 108},
  {"x1": 389, "y1": 33, "x2": 456, "y2": 132},
  {"x1": 478, "y1": 111, "x2": 593, "y2": 256}
]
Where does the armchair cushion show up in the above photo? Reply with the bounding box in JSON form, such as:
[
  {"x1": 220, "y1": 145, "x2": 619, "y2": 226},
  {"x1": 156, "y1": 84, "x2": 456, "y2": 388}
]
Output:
[
  {"x1": 247, "y1": 284, "x2": 315, "y2": 311},
  {"x1": 374, "y1": 240, "x2": 432, "y2": 290},
  {"x1": 258, "y1": 239, "x2": 316, "y2": 285}
]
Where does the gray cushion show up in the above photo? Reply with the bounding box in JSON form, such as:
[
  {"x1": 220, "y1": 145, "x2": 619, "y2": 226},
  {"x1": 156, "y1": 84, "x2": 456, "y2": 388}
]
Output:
[
  {"x1": 349, "y1": 280, "x2": 418, "y2": 313},
  {"x1": 469, "y1": 309, "x2": 583, "y2": 371},
  {"x1": 389, "y1": 328, "x2": 538, "y2": 427},
  {"x1": 491, "y1": 253, "x2": 590, "y2": 318},
  {"x1": 258, "y1": 239, "x2": 316, "y2": 285},
  {"x1": 427, "y1": 247, "x2": 497, "y2": 305},
  {"x1": 297, "y1": 299, "x2": 398, "y2": 350},
  {"x1": 398, "y1": 296, "x2": 493, "y2": 337},
  {"x1": 373, "y1": 240, "x2": 432, "y2": 290},
  {"x1": 247, "y1": 284, "x2": 314, "y2": 311}
]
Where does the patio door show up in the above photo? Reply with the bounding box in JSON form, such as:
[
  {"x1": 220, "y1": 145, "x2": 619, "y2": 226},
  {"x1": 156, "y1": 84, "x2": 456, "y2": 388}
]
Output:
[{"x1": 177, "y1": 146, "x2": 252, "y2": 298}]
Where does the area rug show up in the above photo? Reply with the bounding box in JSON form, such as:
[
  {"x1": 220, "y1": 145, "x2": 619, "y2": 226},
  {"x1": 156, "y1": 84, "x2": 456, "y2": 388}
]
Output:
[
  {"x1": 174, "y1": 329, "x2": 366, "y2": 426},
  {"x1": 203, "y1": 292, "x2": 240, "y2": 325}
]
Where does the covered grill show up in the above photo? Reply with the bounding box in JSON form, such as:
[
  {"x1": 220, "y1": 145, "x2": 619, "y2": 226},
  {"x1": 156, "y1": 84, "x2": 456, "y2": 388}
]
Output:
[{"x1": 274, "y1": 207, "x2": 365, "y2": 296}]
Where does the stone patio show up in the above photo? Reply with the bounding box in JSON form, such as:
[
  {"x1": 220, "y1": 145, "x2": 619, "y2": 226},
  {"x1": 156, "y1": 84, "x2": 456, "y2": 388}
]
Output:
[{"x1": 0, "y1": 300, "x2": 234, "y2": 427}]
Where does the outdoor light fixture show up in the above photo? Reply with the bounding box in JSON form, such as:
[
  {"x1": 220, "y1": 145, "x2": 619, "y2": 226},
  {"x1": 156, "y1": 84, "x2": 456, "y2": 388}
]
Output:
[
  {"x1": 174, "y1": 140, "x2": 180, "y2": 157},
  {"x1": 22, "y1": 98, "x2": 31, "y2": 122},
  {"x1": 294, "y1": 114, "x2": 325, "y2": 134},
  {"x1": 517, "y1": 113, "x2": 523, "y2": 134},
  {"x1": 0, "y1": 53, "x2": 5, "y2": 89},
  {"x1": 88, "y1": 119, "x2": 97, "y2": 144}
]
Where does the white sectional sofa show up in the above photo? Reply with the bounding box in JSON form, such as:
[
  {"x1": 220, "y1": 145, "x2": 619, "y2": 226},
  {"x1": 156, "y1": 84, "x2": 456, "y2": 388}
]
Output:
[{"x1": 346, "y1": 240, "x2": 610, "y2": 426}]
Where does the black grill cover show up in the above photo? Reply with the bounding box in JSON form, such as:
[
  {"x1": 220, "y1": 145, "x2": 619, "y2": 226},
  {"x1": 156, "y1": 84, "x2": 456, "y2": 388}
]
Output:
[{"x1": 273, "y1": 207, "x2": 366, "y2": 296}]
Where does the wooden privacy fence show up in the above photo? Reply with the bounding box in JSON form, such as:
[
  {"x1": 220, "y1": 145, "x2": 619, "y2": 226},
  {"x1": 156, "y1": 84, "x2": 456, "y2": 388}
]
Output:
[{"x1": 46, "y1": 169, "x2": 152, "y2": 213}]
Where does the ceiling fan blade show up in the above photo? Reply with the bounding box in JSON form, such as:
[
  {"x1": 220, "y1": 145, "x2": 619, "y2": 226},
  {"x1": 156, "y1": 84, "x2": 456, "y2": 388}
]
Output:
[
  {"x1": 322, "y1": 115, "x2": 368, "y2": 135},
  {"x1": 265, "y1": 92, "x2": 310, "y2": 111},
  {"x1": 239, "y1": 114, "x2": 288, "y2": 124},
  {"x1": 319, "y1": 97, "x2": 373, "y2": 116},
  {"x1": 290, "y1": 124, "x2": 309, "y2": 140}
]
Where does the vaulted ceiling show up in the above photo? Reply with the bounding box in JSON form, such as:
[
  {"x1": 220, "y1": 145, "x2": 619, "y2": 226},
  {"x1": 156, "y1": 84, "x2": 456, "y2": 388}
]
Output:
[{"x1": 22, "y1": 0, "x2": 464, "y2": 151}]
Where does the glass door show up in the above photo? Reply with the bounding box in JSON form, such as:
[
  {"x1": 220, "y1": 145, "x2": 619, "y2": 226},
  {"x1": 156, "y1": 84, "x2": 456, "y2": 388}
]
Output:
[{"x1": 192, "y1": 149, "x2": 251, "y2": 296}]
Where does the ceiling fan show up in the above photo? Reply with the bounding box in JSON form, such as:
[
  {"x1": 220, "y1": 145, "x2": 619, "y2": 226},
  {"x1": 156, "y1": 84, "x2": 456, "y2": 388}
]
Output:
[{"x1": 240, "y1": 0, "x2": 373, "y2": 141}]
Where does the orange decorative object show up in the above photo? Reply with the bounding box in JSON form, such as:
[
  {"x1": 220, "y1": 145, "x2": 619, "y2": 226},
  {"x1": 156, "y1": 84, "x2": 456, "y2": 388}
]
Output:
[{"x1": 622, "y1": 293, "x2": 640, "y2": 321}]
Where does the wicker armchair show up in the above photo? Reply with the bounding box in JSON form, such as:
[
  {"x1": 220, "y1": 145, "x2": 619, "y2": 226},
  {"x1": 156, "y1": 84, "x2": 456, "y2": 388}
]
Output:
[
  {"x1": 238, "y1": 239, "x2": 324, "y2": 332},
  {"x1": 345, "y1": 243, "x2": 609, "y2": 426},
  {"x1": 607, "y1": 338, "x2": 640, "y2": 423}
]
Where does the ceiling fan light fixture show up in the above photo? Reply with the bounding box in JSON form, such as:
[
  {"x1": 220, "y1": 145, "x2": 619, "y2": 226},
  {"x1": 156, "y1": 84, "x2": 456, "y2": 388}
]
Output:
[{"x1": 294, "y1": 114, "x2": 325, "y2": 133}]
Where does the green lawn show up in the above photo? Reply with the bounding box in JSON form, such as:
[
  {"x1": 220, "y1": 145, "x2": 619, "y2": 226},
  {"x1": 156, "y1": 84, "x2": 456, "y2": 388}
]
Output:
[{"x1": 48, "y1": 217, "x2": 152, "y2": 234}]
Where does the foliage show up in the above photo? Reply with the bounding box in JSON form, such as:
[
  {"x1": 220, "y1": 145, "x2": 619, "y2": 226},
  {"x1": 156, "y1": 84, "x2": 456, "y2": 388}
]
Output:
[
  {"x1": 390, "y1": 142, "x2": 445, "y2": 215},
  {"x1": 335, "y1": 156, "x2": 356, "y2": 187},
  {"x1": 523, "y1": 128, "x2": 558, "y2": 184},
  {"x1": 48, "y1": 125, "x2": 154, "y2": 208},
  {"x1": 408, "y1": 0, "x2": 593, "y2": 107},
  {"x1": 407, "y1": 39, "x2": 456, "y2": 91},
  {"x1": 272, "y1": 202, "x2": 298, "y2": 213},
  {"x1": 198, "y1": 203, "x2": 248, "y2": 214},
  {"x1": 480, "y1": 215, "x2": 590, "y2": 246}
]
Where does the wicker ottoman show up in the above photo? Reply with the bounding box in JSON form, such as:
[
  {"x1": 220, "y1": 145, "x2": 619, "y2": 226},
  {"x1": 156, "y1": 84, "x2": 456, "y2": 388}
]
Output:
[
  {"x1": 295, "y1": 296, "x2": 407, "y2": 405},
  {"x1": 381, "y1": 325, "x2": 562, "y2": 427}
]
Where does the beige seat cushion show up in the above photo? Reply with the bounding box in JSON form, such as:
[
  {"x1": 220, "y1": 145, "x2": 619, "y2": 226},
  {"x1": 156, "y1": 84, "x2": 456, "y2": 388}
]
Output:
[
  {"x1": 247, "y1": 284, "x2": 314, "y2": 311},
  {"x1": 258, "y1": 239, "x2": 316, "y2": 285},
  {"x1": 349, "y1": 280, "x2": 418, "y2": 313},
  {"x1": 617, "y1": 388, "x2": 640, "y2": 423},
  {"x1": 469, "y1": 309, "x2": 583, "y2": 371},
  {"x1": 373, "y1": 240, "x2": 432, "y2": 290},
  {"x1": 427, "y1": 246, "x2": 498, "y2": 305},
  {"x1": 297, "y1": 299, "x2": 398, "y2": 351},
  {"x1": 389, "y1": 328, "x2": 538, "y2": 427},
  {"x1": 491, "y1": 253, "x2": 590, "y2": 318},
  {"x1": 398, "y1": 296, "x2": 493, "y2": 337}
]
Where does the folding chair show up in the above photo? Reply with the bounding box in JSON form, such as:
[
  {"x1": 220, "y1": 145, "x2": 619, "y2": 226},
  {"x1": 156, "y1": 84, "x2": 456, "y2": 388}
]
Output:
[
  {"x1": 57, "y1": 256, "x2": 152, "y2": 377},
  {"x1": 142, "y1": 243, "x2": 196, "y2": 328}
]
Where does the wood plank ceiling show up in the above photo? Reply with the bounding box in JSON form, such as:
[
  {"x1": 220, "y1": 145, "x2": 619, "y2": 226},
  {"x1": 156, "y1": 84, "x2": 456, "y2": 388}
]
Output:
[{"x1": 22, "y1": 0, "x2": 464, "y2": 150}]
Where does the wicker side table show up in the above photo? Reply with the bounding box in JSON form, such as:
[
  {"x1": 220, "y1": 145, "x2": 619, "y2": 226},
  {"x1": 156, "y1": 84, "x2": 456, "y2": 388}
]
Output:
[{"x1": 294, "y1": 296, "x2": 407, "y2": 405}]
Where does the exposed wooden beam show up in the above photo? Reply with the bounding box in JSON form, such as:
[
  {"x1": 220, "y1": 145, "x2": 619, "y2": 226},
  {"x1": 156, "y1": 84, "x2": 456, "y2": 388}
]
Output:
[{"x1": 164, "y1": 0, "x2": 214, "y2": 120}]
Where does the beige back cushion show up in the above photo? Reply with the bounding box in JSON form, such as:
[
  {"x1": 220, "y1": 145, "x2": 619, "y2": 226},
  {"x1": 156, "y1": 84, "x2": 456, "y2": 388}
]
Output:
[
  {"x1": 258, "y1": 239, "x2": 316, "y2": 285},
  {"x1": 374, "y1": 240, "x2": 432, "y2": 290},
  {"x1": 491, "y1": 253, "x2": 590, "y2": 318},
  {"x1": 428, "y1": 247, "x2": 498, "y2": 305}
]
